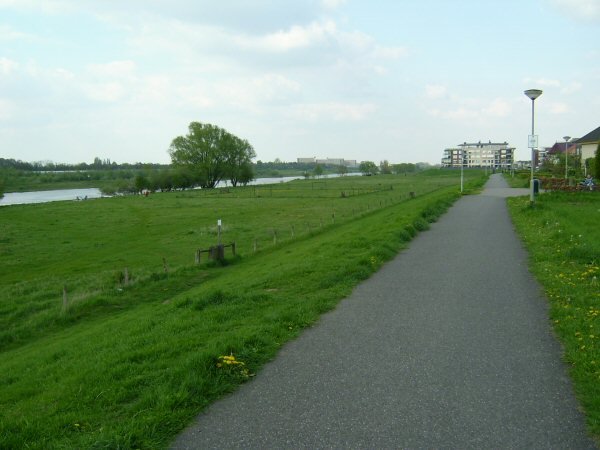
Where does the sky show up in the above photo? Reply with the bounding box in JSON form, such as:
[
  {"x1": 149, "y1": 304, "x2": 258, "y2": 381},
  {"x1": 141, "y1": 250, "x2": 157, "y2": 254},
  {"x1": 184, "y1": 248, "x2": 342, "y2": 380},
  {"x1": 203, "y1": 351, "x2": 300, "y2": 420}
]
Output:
[{"x1": 1, "y1": 0, "x2": 599, "y2": 165}]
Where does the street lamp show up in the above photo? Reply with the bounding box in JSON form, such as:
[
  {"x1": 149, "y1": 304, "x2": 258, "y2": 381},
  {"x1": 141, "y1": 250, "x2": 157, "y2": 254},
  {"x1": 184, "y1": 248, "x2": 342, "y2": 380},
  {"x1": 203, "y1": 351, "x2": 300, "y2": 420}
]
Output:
[
  {"x1": 524, "y1": 89, "x2": 542, "y2": 203},
  {"x1": 563, "y1": 136, "x2": 571, "y2": 181},
  {"x1": 460, "y1": 145, "x2": 464, "y2": 193}
]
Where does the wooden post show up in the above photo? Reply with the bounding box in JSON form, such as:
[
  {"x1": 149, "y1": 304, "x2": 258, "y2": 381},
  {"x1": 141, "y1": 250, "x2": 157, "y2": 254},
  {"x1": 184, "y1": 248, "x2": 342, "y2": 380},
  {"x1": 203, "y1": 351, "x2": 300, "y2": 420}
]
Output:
[
  {"x1": 62, "y1": 286, "x2": 68, "y2": 313},
  {"x1": 231, "y1": 242, "x2": 236, "y2": 256},
  {"x1": 320, "y1": 219, "x2": 323, "y2": 228},
  {"x1": 273, "y1": 230, "x2": 277, "y2": 245},
  {"x1": 124, "y1": 267, "x2": 129, "y2": 286},
  {"x1": 195, "y1": 249, "x2": 200, "y2": 264},
  {"x1": 253, "y1": 239, "x2": 257, "y2": 253},
  {"x1": 163, "y1": 257, "x2": 168, "y2": 273},
  {"x1": 332, "y1": 212, "x2": 335, "y2": 224},
  {"x1": 291, "y1": 225, "x2": 295, "y2": 238}
]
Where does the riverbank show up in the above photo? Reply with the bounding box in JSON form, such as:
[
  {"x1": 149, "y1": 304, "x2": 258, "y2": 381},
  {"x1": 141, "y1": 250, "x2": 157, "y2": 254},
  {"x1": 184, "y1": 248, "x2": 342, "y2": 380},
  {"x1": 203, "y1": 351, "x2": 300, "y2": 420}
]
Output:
[{"x1": 0, "y1": 171, "x2": 487, "y2": 448}]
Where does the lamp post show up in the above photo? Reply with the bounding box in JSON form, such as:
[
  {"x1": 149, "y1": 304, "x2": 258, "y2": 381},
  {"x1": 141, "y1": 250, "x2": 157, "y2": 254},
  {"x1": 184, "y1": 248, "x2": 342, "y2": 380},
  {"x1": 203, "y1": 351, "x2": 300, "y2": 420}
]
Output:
[
  {"x1": 524, "y1": 89, "x2": 542, "y2": 203},
  {"x1": 563, "y1": 136, "x2": 571, "y2": 181},
  {"x1": 460, "y1": 146, "x2": 464, "y2": 193}
]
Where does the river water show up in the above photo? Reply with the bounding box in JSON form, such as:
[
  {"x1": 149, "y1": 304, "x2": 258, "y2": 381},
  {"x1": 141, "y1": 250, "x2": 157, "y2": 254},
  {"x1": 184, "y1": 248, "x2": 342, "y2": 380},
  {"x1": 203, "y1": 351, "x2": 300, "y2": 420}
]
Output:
[
  {"x1": 0, "y1": 173, "x2": 359, "y2": 207},
  {"x1": 0, "y1": 188, "x2": 103, "y2": 206}
]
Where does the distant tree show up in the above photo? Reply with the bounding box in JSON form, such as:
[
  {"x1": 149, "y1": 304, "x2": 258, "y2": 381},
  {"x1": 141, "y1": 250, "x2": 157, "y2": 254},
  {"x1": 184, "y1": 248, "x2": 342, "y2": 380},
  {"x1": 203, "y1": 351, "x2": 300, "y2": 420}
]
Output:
[
  {"x1": 393, "y1": 163, "x2": 417, "y2": 174},
  {"x1": 337, "y1": 165, "x2": 348, "y2": 176},
  {"x1": 313, "y1": 164, "x2": 324, "y2": 178},
  {"x1": 359, "y1": 161, "x2": 378, "y2": 175},
  {"x1": 595, "y1": 143, "x2": 600, "y2": 179},
  {"x1": 134, "y1": 173, "x2": 149, "y2": 193},
  {"x1": 236, "y1": 162, "x2": 253, "y2": 186},
  {"x1": 380, "y1": 160, "x2": 392, "y2": 174}
]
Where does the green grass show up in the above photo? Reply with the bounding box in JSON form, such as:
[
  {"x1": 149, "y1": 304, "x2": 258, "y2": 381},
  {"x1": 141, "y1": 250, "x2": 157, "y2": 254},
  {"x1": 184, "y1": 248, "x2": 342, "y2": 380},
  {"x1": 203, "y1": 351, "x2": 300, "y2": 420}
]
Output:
[
  {"x1": 0, "y1": 170, "x2": 487, "y2": 449},
  {"x1": 503, "y1": 170, "x2": 531, "y2": 188},
  {"x1": 508, "y1": 191, "x2": 600, "y2": 441}
]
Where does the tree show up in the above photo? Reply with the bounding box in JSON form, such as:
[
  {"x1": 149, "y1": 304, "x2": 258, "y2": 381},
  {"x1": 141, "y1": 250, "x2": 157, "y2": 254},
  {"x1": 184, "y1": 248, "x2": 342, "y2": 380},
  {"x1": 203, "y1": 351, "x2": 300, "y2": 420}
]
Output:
[
  {"x1": 393, "y1": 163, "x2": 416, "y2": 174},
  {"x1": 337, "y1": 165, "x2": 348, "y2": 176},
  {"x1": 313, "y1": 164, "x2": 324, "y2": 178},
  {"x1": 134, "y1": 173, "x2": 149, "y2": 193},
  {"x1": 359, "y1": 161, "x2": 378, "y2": 175},
  {"x1": 224, "y1": 135, "x2": 256, "y2": 187},
  {"x1": 380, "y1": 160, "x2": 392, "y2": 174},
  {"x1": 169, "y1": 122, "x2": 255, "y2": 188},
  {"x1": 595, "y1": 142, "x2": 600, "y2": 180},
  {"x1": 169, "y1": 122, "x2": 228, "y2": 189}
]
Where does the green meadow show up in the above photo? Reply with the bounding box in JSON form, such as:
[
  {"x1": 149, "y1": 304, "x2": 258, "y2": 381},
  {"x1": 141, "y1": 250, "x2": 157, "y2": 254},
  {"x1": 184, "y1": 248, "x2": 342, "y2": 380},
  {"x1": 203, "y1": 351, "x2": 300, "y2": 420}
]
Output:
[
  {"x1": 508, "y1": 191, "x2": 600, "y2": 440},
  {"x1": 0, "y1": 170, "x2": 486, "y2": 449}
]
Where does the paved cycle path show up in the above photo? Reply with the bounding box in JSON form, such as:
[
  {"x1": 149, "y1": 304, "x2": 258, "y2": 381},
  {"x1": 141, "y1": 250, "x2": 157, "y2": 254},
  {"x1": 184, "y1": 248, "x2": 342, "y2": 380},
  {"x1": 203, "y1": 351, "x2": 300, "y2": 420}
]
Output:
[{"x1": 172, "y1": 174, "x2": 596, "y2": 449}]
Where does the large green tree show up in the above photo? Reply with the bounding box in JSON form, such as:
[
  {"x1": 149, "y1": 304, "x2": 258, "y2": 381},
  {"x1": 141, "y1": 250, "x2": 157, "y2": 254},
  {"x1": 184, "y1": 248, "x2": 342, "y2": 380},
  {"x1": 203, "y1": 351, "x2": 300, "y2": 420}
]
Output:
[
  {"x1": 169, "y1": 122, "x2": 255, "y2": 188},
  {"x1": 359, "y1": 161, "x2": 378, "y2": 175}
]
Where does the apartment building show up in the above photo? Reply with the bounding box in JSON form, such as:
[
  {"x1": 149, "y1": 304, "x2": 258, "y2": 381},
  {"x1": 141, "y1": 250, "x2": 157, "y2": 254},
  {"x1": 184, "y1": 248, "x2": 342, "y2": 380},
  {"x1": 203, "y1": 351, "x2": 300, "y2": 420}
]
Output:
[{"x1": 442, "y1": 141, "x2": 514, "y2": 170}]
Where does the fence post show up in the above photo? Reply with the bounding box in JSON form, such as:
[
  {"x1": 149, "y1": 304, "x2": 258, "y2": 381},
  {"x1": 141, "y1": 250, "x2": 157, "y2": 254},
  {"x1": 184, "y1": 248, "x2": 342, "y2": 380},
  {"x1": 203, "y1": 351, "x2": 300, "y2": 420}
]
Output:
[
  {"x1": 62, "y1": 286, "x2": 68, "y2": 313},
  {"x1": 163, "y1": 257, "x2": 168, "y2": 273},
  {"x1": 231, "y1": 242, "x2": 236, "y2": 256},
  {"x1": 273, "y1": 230, "x2": 277, "y2": 245},
  {"x1": 253, "y1": 239, "x2": 257, "y2": 253},
  {"x1": 291, "y1": 225, "x2": 295, "y2": 238},
  {"x1": 124, "y1": 267, "x2": 129, "y2": 286},
  {"x1": 195, "y1": 249, "x2": 201, "y2": 264}
]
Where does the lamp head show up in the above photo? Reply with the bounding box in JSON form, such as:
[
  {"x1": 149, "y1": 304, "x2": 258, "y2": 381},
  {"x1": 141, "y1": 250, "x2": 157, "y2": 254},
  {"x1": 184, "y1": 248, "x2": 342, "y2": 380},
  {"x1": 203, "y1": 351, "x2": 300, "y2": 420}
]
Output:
[
  {"x1": 524, "y1": 89, "x2": 543, "y2": 100},
  {"x1": 563, "y1": 136, "x2": 571, "y2": 142}
]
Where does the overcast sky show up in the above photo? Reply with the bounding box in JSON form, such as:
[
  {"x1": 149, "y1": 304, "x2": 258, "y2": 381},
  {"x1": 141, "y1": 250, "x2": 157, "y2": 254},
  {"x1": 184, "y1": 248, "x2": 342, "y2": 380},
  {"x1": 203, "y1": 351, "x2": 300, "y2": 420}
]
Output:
[{"x1": 1, "y1": 0, "x2": 599, "y2": 165}]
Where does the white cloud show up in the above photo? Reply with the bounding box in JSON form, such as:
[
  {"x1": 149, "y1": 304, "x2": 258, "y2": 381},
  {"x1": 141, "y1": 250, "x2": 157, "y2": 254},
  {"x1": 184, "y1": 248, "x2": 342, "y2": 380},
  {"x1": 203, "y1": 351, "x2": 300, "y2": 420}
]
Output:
[
  {"x1": 0, "y1": 24, "x2": 33, "y2": 41},
  {"x1": 0, "y1": 57, "x2": 18, "y2": 75},
  {"x1": 561, "y1": 81, "x2": 583, "y2": 94},
  {"x1": 0, "y1": 98, "x2": 13, "y2": 119},
  {"x1": 83, "y1": 81, "x2": 126, "y2": 103},
  {"x1": 484, "y1": 98, "x2": 512, "y2": 117},
  {"x1": 523, "y1": 77, "x2": 561, "y2": 87},
  {"x1": 425, "y1": 84, "x2": 447, "y2": 99},
  {"x1": 289, "y1": 102, "x2": 376, "y2": 122},
  {"x1": 549, "y1": 0, "x2": 600, "y2": 21},
  {"x1": 321, "y1": 0, "x2": 347, "y2": 9},
  {"x1": 243, "y1": 20, "x2": 336, "y2": 52},
  {"x1": 87, "y1": 60, "x2": 136, "y2": 78},
  {"x1": 549, "y1": 102, "x2": 569, "y2": 114}
]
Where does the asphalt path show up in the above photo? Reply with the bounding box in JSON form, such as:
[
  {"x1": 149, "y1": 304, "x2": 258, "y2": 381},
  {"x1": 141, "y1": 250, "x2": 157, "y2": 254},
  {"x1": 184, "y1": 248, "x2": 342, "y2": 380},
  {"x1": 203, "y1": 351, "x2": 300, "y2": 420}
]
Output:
[{"x1": 172, "y1": 174, "x2": 596, "y2": 449}]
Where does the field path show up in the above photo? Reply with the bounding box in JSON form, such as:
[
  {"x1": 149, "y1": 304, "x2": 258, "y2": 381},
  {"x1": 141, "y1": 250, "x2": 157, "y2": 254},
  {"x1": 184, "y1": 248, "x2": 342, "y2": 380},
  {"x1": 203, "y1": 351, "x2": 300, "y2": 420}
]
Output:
[{"x1": 172, "y1": 174, "x2": 596, "y2": 449}]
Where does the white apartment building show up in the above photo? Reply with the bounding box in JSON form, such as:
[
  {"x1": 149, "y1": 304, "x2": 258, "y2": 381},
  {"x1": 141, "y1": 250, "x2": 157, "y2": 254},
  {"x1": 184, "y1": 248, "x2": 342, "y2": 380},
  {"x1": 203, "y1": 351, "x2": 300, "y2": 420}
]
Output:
[{"x1": 442, "y1": 141, "x2": 514, "y2": 170}]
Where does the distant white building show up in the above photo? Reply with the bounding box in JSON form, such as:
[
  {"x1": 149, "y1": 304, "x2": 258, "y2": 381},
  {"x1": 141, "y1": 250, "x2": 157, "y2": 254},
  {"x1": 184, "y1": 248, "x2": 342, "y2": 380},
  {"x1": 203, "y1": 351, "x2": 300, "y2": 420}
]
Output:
[
  {"x1": 297, "y1": 157, "x2": 358, "y2": 168},
  {"x1": 442, "y1": 141, "x2": 514, "y2": 170}
]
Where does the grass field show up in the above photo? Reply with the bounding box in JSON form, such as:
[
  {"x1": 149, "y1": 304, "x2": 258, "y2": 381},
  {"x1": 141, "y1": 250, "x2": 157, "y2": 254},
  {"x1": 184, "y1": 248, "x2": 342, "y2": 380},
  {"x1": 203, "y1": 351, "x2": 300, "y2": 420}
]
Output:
[
  {"x1": 1, "y1": 170, "x2": 486, "y2": 449},
  {"x1": 508, "y1": 191, "x2": 600, "y2": 440}
]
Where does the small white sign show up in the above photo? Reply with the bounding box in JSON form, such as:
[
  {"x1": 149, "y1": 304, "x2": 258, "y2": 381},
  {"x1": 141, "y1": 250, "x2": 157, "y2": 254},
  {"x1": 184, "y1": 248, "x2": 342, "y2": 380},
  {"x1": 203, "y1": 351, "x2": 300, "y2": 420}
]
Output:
[
  {"x1": 217, "y1": 219, "x2": 222, "y2": 226},
  {"x1": 528, "y1": 135, "x2": 538, "y2": 148}
]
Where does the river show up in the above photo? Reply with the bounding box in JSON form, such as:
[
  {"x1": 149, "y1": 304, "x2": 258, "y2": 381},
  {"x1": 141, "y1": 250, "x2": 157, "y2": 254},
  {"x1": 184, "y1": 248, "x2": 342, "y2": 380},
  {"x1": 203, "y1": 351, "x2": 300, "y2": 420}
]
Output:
[{"x1": 0, "y1": 173, "x2": 360, "y2": 206}]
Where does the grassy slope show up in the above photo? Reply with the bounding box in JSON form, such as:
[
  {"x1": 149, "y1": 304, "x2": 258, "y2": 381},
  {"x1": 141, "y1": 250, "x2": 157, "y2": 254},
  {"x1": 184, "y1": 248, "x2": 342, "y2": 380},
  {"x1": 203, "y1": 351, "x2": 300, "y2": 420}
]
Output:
[
  {"x1": 508, "y1": 192, "x2": 600, "y2": 441},
  {"x1": 0, "y1": 172, "x2": 487, "y2": 449}
]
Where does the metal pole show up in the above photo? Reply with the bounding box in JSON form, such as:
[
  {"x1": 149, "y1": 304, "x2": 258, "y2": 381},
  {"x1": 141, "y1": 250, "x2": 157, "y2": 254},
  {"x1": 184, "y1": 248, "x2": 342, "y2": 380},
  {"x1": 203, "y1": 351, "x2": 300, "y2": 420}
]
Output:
[
  {"x1": 530, "y1": 99, "x2": 535, "y2": 203},
  {"x1": 460, "y1": 148, "x2": 464, "y2": 193}
]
